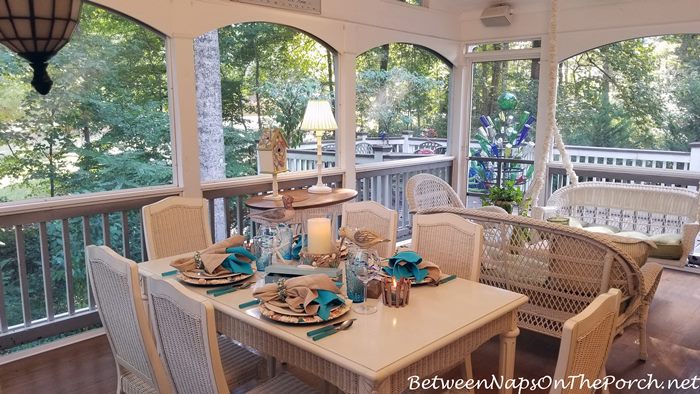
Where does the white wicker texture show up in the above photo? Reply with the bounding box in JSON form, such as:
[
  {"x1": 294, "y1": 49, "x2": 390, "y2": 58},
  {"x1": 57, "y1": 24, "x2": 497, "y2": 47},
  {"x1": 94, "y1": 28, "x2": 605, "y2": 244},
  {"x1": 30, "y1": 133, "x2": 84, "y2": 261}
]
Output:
[
  {"x1": 417, "y1": 207, "x2": 663, "y2": 361},
  {"x1": 411, "y1": 213, "x2": 483, "y2": 387},
  {"x1": 142, "y1": 196, "x2": 213, "y2": 260},
  {"x1": 406, "y1": 173, "x2": 464, "y2": 213},
  {"x1": 85, "y1": 246, "x2": 172, "y2": 394},
  {"x1": 215, "y1": 308, "x2": 516, "y2": 394},
  {"x1": 342, "y1": 201, "x2": 398, "y2": 258},
  {"x1": 534, "y1": 182, "x2": 700, "y2": 267},
  {"x1": 551, "y1": 289, "x2": 621, "y2": 394},
  {"x1": 147, "y1": 276, "x2": 311, "y2": 393},
  {"x1": 412, "y1": 213, "x2": 483, "y2": 281}
]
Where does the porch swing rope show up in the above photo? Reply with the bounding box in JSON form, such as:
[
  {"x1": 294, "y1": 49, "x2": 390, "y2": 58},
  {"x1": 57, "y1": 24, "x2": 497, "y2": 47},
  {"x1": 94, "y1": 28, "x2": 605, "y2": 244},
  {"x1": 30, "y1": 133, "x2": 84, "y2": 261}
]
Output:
[{"x1": 526, "y1": 0, "x2": 578, "y2": 206}]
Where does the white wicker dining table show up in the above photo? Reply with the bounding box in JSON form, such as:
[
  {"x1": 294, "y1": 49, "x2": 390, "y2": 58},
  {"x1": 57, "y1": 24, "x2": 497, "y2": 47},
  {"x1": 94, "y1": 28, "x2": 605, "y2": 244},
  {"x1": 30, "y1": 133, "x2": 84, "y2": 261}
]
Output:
[{"x1": 138, "y1": 256, "x2": 528, "y2": 394}]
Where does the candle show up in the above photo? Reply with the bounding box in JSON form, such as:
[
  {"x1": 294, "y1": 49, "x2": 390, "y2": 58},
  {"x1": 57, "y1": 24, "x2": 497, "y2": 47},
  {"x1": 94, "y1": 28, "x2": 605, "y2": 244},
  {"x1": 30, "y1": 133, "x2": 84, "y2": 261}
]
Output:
[{"x1": 307, "y1": 218, "x2": 332, "y2": 254}]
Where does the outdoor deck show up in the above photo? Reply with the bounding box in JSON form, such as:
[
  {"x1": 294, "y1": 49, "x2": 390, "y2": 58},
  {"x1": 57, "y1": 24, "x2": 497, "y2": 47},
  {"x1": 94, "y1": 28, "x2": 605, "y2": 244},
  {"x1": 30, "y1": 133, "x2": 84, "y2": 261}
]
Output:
[{"x1": 2, "y1": 268, "x2": 698, "y2": 394}]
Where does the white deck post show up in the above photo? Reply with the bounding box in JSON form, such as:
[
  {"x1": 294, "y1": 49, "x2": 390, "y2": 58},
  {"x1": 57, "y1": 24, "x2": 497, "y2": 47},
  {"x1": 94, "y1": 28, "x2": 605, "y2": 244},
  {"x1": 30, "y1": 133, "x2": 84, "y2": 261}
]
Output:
[
  {"x1": 449, "y1": 60, "x2": 471, "y2": 204},
  {"x1": 337, "y1": 51, "x2": 358, "y2": 191},
  {"x1": 166, "y1": 36, "x2": 203, "y2": 198}
]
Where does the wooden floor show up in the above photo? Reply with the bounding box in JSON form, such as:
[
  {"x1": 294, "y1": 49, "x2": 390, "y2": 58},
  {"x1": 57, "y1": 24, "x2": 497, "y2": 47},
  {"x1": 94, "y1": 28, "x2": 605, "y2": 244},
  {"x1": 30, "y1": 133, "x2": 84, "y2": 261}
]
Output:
[{"x1": 1, "y1": 269, "x2": 698, "y2": 394}]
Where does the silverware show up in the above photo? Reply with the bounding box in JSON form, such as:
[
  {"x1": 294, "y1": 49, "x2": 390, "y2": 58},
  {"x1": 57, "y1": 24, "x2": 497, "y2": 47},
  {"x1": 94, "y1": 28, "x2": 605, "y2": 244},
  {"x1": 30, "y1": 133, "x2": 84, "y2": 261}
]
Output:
[
  {"x1": 311, "y1": 319, "x2": 355, "y2": 341},
  {"x1": 207, "y1": 282, "x2": 253, "y2": 296},
  {"x1": 438, "y1": 274, "x2": 457, "y2": 285},
  {"x1": 306, "y1": 318, "x2": 357, "y2": 337},
  {"x1": 239, "y1": 299, "x2": 260, "y2": 309}
]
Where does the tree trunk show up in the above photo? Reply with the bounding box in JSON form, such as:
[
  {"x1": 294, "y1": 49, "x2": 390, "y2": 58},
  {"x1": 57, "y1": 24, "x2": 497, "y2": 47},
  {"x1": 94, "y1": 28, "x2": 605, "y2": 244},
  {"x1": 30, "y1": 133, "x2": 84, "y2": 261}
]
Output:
[
  {"x1": 253, "y1": 36, "x2": 263, "y2": 131},
  {"x1": 326, "y1": 49, "x2": 335, "y2": 107},
  {"x1": 194, "y1": 30, "x2": 227, "y2": 241}
]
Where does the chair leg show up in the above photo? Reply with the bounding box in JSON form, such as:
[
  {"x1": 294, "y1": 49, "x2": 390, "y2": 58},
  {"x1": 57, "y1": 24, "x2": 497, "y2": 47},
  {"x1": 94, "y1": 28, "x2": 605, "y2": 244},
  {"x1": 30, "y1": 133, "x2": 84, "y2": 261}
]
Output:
[
  {"x1": 600, "y1": 367, "x2": 610, "y2": 394},
  {"x1": 464, "y1": 355, "x2": 475, "y2": 394},
  {"x1": 639, "y1": 304, "x2": 650, "y2": 361}
]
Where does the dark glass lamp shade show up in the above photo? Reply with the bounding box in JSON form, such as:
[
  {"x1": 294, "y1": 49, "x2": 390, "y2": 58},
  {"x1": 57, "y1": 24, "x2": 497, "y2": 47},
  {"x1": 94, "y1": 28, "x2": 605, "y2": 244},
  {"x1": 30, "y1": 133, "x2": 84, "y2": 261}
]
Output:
[{"x1": 0, "y1": 0, "x2": 82, "y2": 94}]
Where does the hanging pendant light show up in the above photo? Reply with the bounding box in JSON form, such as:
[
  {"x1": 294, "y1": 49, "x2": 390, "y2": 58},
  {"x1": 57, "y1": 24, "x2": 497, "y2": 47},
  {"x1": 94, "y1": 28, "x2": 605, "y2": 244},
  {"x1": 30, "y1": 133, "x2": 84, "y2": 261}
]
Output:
[{"x1": 0, "y1": 0, "x2": 83, "y2": 95}]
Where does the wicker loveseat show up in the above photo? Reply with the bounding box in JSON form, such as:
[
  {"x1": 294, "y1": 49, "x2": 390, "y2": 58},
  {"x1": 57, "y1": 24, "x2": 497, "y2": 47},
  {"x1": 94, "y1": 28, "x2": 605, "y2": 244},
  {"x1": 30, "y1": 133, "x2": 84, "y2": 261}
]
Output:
[
  {"x1": 418, "y1": 207, "x2": 663, "y2": 361},
  {"x1": 533, "y1": 182, "x2": 700, "y2": 267}
]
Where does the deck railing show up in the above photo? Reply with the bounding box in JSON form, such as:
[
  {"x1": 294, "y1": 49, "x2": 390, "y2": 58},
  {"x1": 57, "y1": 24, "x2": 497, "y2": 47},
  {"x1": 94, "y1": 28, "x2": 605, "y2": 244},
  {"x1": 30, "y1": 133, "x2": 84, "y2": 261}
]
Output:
[
  {"x1": 546, "y1": 162, "x2": 700, "y2": 196},
  {"x1": 356, "y1": 155, "x2": 454, "y2": 239},
  {"x1": 0, "y1": 186, "x2": 182, "y2": 349},
  {"x1": 2, "y1": 148, "x2": 696, "y2": 350}
]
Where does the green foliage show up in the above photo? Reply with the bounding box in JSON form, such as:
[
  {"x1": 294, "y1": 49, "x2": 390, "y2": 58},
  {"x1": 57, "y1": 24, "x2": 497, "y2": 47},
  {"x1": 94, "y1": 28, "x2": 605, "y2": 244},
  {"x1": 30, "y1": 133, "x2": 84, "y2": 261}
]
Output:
[
  {"x1": 558, "y1": 34, "x2": 700, "y2": 151},
  {"x1": 0, "y1": 4, "x2": 170, "y2": 201},
  {"x1": 481, "y1": 180, "x2": 524, "y2": 214},
  {"x1": 218, "y1": 22, "x2": 334, "y2": 154},
  {"x1": 356, "y1": 43, "x2": 450, "y2": 136}
]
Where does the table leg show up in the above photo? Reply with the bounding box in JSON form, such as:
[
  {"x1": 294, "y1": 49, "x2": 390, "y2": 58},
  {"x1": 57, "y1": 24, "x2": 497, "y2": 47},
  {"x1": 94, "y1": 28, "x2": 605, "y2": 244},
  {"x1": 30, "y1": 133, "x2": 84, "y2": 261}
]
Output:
[
  {"x1": 358, "y1": 376, "x2": 389, "y2": 394},
  {"x1": 498, "y1": 317, "x2": 520, "y2": 394}
]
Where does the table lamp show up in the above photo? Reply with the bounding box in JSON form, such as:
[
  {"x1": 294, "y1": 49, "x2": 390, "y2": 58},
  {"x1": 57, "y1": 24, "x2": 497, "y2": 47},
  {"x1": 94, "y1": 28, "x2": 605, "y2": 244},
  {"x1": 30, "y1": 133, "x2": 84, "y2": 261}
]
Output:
[{"x1": 300, "y1": 100, "x2": 338, "y2": 194}]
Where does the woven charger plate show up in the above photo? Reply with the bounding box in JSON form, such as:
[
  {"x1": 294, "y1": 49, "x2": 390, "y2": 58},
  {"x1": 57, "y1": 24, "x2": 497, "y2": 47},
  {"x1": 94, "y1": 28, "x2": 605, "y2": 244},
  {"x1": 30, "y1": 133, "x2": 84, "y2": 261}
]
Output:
[
  {"x1": 177, "y1": 272, "x2": 253, "y2": 286},
  {"x1": 259, "y1": 298, "x2": 352, "y2": 324}
]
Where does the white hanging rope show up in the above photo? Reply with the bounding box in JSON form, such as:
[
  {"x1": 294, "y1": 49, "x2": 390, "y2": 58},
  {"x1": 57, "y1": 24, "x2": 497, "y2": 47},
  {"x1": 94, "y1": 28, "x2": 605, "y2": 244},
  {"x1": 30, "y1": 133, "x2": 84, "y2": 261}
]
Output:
[{"x1": 526, "y1": 0, "x2": 578, "y2": 205}]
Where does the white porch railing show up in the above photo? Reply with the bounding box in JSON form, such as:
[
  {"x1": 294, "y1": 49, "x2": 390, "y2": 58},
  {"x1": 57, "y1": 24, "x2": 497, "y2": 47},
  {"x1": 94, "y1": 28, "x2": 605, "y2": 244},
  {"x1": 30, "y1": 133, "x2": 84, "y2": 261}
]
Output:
[
  {"x1": 0, "y1": 186, "x2": 182, "y2": 349},
  {"x1": 1, "y1": 142, "x2": 698, "y2": 350},
  {"x1": 356, "y1": 156, "x2": 454, "y2": 239}
]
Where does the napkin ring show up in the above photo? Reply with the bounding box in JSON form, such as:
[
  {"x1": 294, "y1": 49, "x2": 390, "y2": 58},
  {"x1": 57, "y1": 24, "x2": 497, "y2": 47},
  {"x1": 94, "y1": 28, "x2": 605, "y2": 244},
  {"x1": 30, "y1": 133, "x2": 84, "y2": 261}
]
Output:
[
  {"x1": 194, "y1": 251, "x2": 204, "y2": 269},
  {"x1": 276, "y1": 279, "x2": 288, "y2": 301}
]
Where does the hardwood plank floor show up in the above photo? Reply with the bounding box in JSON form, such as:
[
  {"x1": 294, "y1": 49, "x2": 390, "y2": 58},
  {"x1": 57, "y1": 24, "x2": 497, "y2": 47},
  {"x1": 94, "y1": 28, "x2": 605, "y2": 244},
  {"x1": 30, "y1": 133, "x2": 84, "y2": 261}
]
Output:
[{"x1": 1, "y1": 269, "x2": 698, "y2": 393}]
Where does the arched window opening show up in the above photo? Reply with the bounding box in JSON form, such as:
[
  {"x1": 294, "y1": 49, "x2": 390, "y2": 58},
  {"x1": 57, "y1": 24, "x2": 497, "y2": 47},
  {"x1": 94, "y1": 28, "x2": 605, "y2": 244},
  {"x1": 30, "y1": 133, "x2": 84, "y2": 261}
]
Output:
[
  {"x1": 557, "y1": 34, "x2": 700, "y2": 174},
  {"x1": 196, "y1": 22, "x2": 336, "y2": 181},
  {"x1": 355, "y1": 43, "x2": 451, "y2": 163},
  {"x1": 0, "y1": 4, "x2": 170, "y2": 202}
]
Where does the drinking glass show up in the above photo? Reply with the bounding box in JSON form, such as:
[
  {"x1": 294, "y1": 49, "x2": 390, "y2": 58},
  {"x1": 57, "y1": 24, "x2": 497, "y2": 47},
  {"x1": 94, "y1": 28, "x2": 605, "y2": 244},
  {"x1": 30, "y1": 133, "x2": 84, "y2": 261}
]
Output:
[
  {"x1": 345, "y1": 247, "x2": 365, "y2": 303},
  {"x1": 251, "y1": 235, "x2": 274, "y2": 272},
  {"x1": 275, "y1": 223, "x2": 294, "y2": 260},
  {"x1": 348, "y1": 248, "x2": 377, "y2": 314}
]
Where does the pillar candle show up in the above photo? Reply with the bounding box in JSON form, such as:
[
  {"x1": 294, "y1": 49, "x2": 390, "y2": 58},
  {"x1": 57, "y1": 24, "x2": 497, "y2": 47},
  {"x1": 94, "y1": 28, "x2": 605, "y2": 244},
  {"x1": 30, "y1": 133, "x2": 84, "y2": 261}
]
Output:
[{"x1": 307, "y1": 218, "x2": 332, "y2": 254}]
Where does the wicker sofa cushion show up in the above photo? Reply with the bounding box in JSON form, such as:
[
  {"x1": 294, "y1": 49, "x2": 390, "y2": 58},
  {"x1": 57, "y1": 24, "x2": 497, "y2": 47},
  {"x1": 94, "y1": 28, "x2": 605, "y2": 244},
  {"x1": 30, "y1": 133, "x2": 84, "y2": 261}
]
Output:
[
  {"x1": 584, "y1": 226, "x2": 617, "y2": 235},
  {"x1": 648, "y1": 233, "x2": 683, "y2": 259}
]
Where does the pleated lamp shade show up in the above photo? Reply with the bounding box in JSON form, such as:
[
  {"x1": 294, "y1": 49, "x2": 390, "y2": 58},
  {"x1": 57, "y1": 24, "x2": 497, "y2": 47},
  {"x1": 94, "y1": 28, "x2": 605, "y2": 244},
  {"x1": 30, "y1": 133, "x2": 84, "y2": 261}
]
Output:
[
  {"x1": 0, "y1": 0, "x2": 83, "y2": 94},
  {"x1": 300, "y1": 100, "x2": 338, "y2": 131}
]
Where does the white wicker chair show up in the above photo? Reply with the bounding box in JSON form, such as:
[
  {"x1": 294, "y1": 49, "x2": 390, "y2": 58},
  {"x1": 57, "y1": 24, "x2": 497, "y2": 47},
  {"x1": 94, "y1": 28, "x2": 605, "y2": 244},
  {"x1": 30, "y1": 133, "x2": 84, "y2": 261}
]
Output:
[
  {"x1": 551, "y1": 288, "x2": 622, "y2": 394},
  {"x1": 85, "y1": 245, "x2": 173, "y2": 394},
  {"x1": 533, "y1": 181, "x2": 700, "y2": 267},
  {"x1": 411, "y1": 213, "x2": 483, "y2": 386},
  {"x1": 406, "y1": 173, "x2": 464, "y2": 213},
  {"x1": 146, "y1": 276, "x2": 316, "y2": 394},
  {"x1": 412, "y1": 213, "x2": 483, "y2": 281},
  {"x1": 142, "y1": 196, "x2": 213, "y2": 260},
  {"x1": 342, "y1": 201, "x2": 398, "y2": 258}
]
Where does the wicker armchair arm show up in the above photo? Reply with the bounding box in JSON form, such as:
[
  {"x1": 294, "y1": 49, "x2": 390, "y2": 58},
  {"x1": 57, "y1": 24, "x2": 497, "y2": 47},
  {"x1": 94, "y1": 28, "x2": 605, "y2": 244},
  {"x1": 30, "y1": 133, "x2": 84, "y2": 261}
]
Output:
[
  {"x1": 532, "y1": 206, "x2": 558, "y2": 220},
  {"x1": 639, "y1": 262, "x2": 663, "y2": 298},
  {"x1": 681, "y1": 222, "x2": 700, "y2": 258}
]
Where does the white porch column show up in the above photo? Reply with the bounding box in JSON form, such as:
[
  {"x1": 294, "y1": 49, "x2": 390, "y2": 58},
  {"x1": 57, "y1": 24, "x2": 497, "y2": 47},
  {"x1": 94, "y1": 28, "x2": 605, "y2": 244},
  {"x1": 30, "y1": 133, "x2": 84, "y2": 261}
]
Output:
[
  {"x1": 166, "y1": 36, "x2": 203, "y2": 198},
  {"x1": 337, "y1": 51, "x2": 358, "y2": 191},
  {"x1": 532, "y1": 35, "x2": 554, "y2": 205},
  {"x1": 449, "y1": 61, "x2": 471, "y2": 203}
]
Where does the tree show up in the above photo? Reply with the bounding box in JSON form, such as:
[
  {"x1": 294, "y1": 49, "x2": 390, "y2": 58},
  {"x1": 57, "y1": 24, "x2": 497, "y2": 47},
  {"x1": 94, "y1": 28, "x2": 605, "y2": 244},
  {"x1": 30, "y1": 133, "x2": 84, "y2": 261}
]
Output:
[{"x1": 195, "y1": 30, "x2": 227, "y2": 240}]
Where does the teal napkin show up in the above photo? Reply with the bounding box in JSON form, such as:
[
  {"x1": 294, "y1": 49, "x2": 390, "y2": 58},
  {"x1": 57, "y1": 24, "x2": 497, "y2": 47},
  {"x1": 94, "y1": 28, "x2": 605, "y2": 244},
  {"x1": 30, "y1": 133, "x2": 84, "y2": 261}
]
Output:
[
  {"x1": 289, "y1": 235, "x2": 307, "y2": 260},
  {"x1": 223, "y1": 246, "x2": 255, "y2": 275},
  {"x1": 383, "y1": 251, "x2": 428, "y2": 282},
  {"x1": 313, "y1": 289, "x2": 345, "y2": 320}
]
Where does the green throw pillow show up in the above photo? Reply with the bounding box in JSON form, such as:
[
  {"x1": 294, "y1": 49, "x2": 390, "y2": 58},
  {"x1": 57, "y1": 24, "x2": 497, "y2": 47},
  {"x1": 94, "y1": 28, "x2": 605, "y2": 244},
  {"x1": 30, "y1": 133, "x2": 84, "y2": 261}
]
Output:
[{"x1": 649, "y1": 233, "x2": 683, "y2": 260}]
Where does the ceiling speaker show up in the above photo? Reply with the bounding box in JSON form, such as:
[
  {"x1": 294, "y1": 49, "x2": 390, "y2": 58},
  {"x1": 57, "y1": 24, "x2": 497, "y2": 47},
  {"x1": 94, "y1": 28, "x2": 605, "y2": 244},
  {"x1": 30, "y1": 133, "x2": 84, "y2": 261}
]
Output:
[{"x1": 480, "y1": 4, "x2": 512, "y2": 27}]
